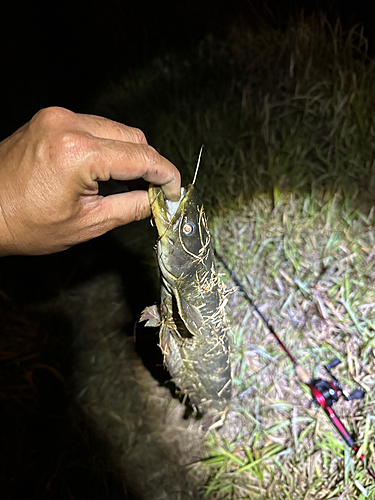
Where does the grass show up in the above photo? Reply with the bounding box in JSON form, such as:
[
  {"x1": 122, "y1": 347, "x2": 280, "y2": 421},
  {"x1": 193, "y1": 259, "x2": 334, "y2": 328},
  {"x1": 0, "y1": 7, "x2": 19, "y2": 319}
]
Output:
[
  {"x1": 205, "y1": 191, "x2": 375, "y2": 499},
  {"x1": 91, "y1": 10, "x2": 375, "y2": 499},
  {"x1": 95, "y1": 14, "x2": 375, "y2": 211},
  {"x1": 0, "y1": 8, "x2": 372, "y2": 500}
]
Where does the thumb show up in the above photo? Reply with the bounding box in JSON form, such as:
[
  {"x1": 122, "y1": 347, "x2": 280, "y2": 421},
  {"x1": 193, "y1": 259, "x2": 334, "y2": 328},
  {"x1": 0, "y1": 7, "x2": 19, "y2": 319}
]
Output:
[{"x1": 100, "y1": 190, "x2": 151, "y2": 227}]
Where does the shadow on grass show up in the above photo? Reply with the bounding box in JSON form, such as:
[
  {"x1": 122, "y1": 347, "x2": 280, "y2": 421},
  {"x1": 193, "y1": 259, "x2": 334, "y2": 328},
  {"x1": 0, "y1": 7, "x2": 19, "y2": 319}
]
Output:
[{"x1": 0, "y1": 224, "x2": 180, "y2": 500}]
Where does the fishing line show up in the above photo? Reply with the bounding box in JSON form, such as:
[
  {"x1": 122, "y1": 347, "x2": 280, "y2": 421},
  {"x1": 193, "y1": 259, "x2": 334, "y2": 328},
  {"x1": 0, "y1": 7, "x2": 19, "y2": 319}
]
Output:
[
  {"x1": 214, "y1": 249, "x2": 375, "y2": 481},
  {"x1": 214, "y1": 249, "x2": 297, "y2": 365}
]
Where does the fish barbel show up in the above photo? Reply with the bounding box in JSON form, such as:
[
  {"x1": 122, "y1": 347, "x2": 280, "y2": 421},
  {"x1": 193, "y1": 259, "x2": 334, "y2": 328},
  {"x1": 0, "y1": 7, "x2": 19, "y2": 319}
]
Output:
[{"x1": 141, "y1": 180, "x2": 232, "y2": 428}]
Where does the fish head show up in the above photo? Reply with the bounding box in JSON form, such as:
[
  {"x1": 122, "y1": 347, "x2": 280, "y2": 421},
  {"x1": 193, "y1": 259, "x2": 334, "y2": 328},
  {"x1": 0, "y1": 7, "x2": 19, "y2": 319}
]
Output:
[{"x1": 149, "y1": 183, "x2": 211, "y2": 288}]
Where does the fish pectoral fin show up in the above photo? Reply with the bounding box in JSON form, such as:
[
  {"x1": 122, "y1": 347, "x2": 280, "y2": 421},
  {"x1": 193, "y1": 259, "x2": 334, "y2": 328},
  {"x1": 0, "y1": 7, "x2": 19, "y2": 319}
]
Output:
[
  {"x1": 139, "y1": 305, "x2": 162, "y2": 327},
  {"x1": 176, "y1": 293, "x2": 205, "y2": 337}
]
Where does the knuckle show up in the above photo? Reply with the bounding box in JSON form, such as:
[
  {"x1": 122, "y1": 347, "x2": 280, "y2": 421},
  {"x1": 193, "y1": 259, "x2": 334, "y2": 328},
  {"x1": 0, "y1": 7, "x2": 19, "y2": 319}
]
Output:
[
  {"x1": 142, "y1": 145, "x2": 160, "y2": 167},
  {"x1": 130, "y1": 127, "x2": 147, "y2": 144},
  {"x1": 32, "y1": 107, "x2": 82, "y2": 163},
  {"x1": 35, "y1": 130, "x2": 90, "y2": 165},
  {"x1": 59, "y1": 131, "x2": 90, "y2": 157},
  {"x1": 132, "y1": 199, "x2": 147, "y2": 222},
  {"x1": 34, "y1": 106, "x2": 74, "y2": 130}
]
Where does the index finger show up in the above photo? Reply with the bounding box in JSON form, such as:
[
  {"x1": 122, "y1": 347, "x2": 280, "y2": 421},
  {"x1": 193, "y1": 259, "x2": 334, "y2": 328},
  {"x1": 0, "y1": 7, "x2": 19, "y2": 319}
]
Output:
[
  {"x1": 36, "y1": 107, "x2": 149, "y2": 145},
  {"x1": 77, "y1": 112, "x2": 149, "y2": 145},
  {"x1": 88, "y1": 138, "x2": 181, "y2": 201}
]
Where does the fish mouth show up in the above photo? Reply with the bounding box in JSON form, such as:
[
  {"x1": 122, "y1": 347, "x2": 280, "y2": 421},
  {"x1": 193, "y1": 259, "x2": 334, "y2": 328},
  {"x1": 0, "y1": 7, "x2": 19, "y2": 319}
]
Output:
[{"x1": 148, "y1": 184, "x2": 188, "y2": 237}]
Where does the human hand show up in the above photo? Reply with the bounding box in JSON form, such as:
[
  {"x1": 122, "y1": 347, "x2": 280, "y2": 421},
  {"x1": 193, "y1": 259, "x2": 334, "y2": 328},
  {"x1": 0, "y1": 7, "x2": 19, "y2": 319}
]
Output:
[{"x1": 0, "y1": 107, "x2": 181, "y2": 256}]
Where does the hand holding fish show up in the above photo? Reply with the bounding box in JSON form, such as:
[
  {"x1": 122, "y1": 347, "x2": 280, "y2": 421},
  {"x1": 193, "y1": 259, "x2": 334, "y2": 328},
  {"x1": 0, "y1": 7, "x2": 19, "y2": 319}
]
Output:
[{"x1": 0, "y1": 107, "x2": 181, "y2": 256}]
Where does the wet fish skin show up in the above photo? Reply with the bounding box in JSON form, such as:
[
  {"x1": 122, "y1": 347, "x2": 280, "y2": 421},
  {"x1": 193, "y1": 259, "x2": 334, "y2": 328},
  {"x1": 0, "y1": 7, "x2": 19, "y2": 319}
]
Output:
[{"x1": 141, "y1": 183, "x2": 231, "y2": 427}]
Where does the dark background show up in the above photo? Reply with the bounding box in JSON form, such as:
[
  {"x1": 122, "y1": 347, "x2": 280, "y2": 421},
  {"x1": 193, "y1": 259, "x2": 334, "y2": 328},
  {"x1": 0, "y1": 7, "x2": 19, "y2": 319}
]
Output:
[{"x1": 1, "y1": 0, "x2": 375, "y2": 142}]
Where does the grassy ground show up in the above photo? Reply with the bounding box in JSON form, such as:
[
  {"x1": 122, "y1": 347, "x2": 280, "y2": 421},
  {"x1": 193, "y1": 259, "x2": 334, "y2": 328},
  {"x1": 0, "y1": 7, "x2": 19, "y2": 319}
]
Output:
[
  {"x1": 2, "y1": 10, "x2": 375, "y2": 500},
  {"x1": 206, "y1": 192, "x2": 375, "y2": 499},
  {"x1": 93, "y1": 11, "x2": 375, "y2": 499},
  {"x1": 95, "y1": 14, "x2": 375, "y2": 209}
]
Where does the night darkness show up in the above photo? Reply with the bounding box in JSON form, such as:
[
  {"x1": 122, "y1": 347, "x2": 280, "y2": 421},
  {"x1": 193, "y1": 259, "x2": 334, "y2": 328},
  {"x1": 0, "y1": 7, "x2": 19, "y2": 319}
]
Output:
[
  {"x1": 0, "y1": 0, "x2": 241, "y2": 139},
  {"x1": 2, "y1": 1, "x2": 375, "y2": 499},
  {"x1": 1, "y1": 0, "x2": 375, "y2": 141}
]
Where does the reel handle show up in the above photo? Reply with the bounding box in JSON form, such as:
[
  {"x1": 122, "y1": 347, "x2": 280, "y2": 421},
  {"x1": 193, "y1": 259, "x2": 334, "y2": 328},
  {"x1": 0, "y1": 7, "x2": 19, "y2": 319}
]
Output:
[
  {"x1": 348, "y1": 389, "x2": 365, "y2": 400},
  {"x1": 326, "y1": 358, "x2": 341, "y2": 370}
]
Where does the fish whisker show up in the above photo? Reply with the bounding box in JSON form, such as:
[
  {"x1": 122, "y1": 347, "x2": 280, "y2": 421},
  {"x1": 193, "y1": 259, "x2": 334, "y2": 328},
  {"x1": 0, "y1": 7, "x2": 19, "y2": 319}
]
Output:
[{"x1": 192, "y1": 145, "x2": 204, "y2": 186}]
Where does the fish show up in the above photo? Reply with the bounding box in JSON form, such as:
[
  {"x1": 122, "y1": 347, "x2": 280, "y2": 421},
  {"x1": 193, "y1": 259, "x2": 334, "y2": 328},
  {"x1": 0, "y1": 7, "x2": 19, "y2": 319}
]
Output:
[{"x1": 140, "y1": 156, "x2": 232, "y2": 429}]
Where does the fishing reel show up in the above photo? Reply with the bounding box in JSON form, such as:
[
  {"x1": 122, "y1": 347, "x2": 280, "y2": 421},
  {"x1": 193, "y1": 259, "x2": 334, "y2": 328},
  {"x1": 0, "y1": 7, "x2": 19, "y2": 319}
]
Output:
[{"x1": 310, "y1": 358, "x2": 365, "y2": 408}]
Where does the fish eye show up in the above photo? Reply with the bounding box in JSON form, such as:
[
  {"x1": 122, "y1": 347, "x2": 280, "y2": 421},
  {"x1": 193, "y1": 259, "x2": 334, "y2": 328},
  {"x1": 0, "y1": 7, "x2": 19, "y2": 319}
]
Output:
[{"x1": 182, "y1": 222, "x2": 195, "y2": 236}]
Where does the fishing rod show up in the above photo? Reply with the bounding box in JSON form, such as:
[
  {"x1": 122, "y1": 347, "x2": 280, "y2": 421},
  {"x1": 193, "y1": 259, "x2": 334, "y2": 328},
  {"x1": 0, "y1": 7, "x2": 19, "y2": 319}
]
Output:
[{"x1": 214, "y1": 249, "x2": 375, "y2": 480}]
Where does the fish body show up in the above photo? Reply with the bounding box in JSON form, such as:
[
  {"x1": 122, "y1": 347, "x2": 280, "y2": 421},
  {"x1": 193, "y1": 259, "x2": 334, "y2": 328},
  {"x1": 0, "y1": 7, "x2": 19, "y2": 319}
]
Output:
[{"x1": 141, "y1": 183, "x2": 231, "y2": 427}]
